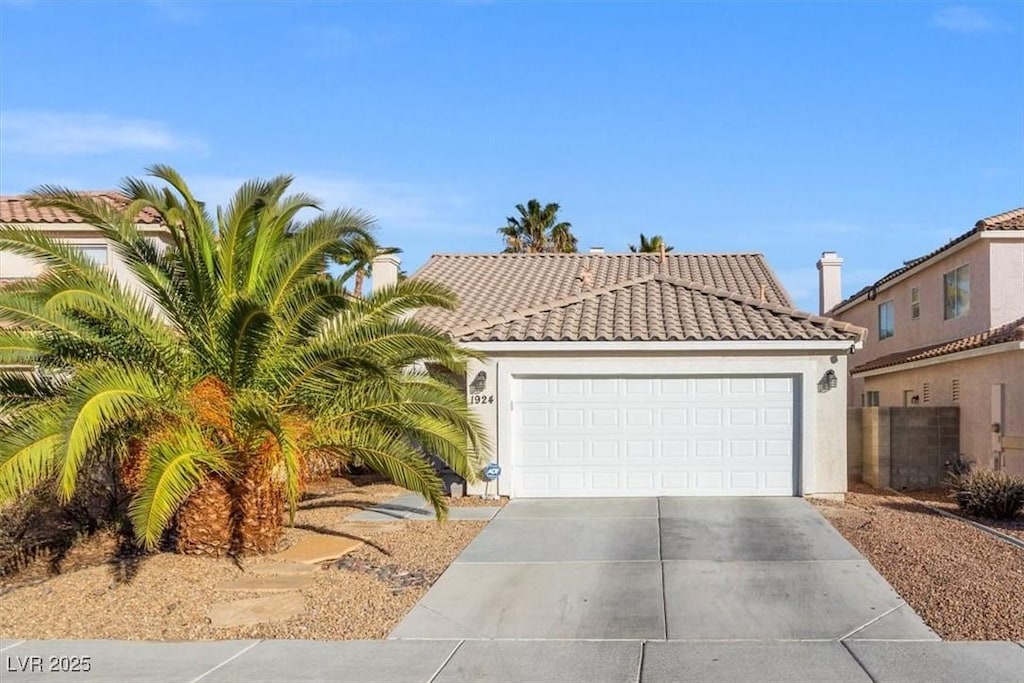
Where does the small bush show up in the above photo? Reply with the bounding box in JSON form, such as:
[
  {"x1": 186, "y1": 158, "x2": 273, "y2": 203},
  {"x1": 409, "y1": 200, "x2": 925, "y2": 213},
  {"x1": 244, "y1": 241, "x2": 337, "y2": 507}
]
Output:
[{"x1": 947, "y1": 469, "x2": 1024, "y2": 519}]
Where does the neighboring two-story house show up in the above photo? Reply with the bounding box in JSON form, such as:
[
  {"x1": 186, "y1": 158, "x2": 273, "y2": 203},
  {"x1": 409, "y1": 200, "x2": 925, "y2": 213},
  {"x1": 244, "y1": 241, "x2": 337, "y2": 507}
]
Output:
[
  {"x1": 0, "y1": 191, "x2": 171, "y2": 292},
  {"x1": 818, "y1": 208, "x2": 1024, "y2": 476}
]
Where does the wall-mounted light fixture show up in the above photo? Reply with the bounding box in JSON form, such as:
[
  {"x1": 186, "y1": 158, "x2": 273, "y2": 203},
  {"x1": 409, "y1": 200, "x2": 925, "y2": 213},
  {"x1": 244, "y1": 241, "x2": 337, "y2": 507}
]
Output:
[{"x1": 819, "y1": 369, "x2": 838, "y2": 392}]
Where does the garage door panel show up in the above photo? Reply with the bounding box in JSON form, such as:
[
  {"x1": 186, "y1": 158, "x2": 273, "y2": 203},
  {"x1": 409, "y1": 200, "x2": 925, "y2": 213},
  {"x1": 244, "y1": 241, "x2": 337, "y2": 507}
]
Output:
[{"x1": 514, "y1": 375, "x2": 796, "y2": 497}]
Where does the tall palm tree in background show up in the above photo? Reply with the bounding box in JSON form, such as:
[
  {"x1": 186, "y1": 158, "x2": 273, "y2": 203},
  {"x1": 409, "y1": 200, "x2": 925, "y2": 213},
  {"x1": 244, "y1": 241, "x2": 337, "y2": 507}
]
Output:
[
  {"x1": 0, "y1": 166, "x2": 485, "y2": 556},
  {"x1": 628, "y1": 233, "x2": 674, "y2": 254},
  {"x1": 333, "y1": 233, "x2": 401, "y2": 298},
  {"x1": 498, "y1": 199, "x2": 577, "y2": 253}
]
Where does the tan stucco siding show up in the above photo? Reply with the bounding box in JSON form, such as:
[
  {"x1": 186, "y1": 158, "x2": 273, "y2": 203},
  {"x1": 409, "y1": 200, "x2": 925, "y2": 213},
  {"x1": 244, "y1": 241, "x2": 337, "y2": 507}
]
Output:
[
  {"x1": 861, "y1": 350, "x2": 1024, "y2": 475},
  {"x1": 990, "y1": 239, "x2": 1024, "y2": 328},
  {"x1": 0, "y1": 224, "x2": 173, "y2": 305}
]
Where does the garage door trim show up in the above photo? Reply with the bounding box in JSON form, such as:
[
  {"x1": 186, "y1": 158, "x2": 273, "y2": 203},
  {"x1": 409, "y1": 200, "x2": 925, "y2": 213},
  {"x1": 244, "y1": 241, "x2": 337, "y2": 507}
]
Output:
[{"x1": 507, "y1": 374, "x2": 802, "y2": 497}]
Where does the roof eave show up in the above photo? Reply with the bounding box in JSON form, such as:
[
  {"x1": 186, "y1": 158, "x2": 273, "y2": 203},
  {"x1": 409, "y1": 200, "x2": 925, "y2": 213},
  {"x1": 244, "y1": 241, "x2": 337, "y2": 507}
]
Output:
[
  {"x1": 852, "y1": 340, "x2": 1024, "y2": 377},
  {"x1": 461, "y1": 339, "x2": 861, "y2": 353}
]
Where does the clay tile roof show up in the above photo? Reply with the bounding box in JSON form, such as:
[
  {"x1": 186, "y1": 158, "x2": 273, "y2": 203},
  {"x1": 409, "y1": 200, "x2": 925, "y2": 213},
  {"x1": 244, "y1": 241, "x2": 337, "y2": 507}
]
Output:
[
  {"x1": 412, "y1": 253, "x2": 863, "y2": 343},
  {"x1": 833, "y1": 207, "x2": 1024, "y2": 312},
  {"x1": 0, "y1": 191, "x2": 165, "y2": 225},
  {"x1": 976, "y1": 207, "x2": 1024, "y2": 230},
  {"x1": 851, "y1": 316, "x2": 1024, "y2": 374}
]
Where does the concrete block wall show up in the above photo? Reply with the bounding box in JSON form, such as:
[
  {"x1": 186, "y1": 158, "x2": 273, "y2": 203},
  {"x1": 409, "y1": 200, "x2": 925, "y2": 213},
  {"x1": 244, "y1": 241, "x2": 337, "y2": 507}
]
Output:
[
  {"x1": 847, "y1": 408, "x2": 863, "y2": 483},
  {"x1": 851, "y1": 407, "x2": 960, "y2": 490}
]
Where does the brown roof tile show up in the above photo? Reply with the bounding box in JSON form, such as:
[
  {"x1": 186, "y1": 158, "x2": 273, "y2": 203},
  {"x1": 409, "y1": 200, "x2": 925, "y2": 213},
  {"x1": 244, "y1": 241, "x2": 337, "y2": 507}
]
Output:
[
  {"x1": 833, "y1": 207, "x2": 1024, "y2": 312},
  {"x1": 851, "y1": 316, "x2": 1024, "y2": 374},
  {"x1": 413, "y1": 252, "x2": 793, "y2": 333},
  {"x1": 452, "y1": 274, "x2": 864, "y2": 343},
  {"x1": 0, "y1": 191, "x2": 165, "y2": 225},
  {"x1": 412, "y1": 253, "x2": 862, "y2": 343}
]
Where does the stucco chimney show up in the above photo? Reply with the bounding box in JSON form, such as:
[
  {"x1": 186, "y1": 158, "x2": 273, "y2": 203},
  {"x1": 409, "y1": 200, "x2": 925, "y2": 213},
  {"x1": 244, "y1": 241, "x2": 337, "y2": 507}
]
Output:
[
  {"x1": 817, "y1": 251, "x2": 843, "y2": 315},
  {"x1": 371, "y1": 254, "x2": 400, "y2": 293}
]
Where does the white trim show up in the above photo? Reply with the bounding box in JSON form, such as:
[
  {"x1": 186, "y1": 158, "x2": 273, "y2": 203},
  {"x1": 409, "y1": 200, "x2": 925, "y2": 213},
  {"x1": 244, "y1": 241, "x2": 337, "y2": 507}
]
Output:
[
  {"x1": 978, "y1": 231, "x2": 1024, "y2": 241},
  {"x1": 464, "y1": 340, "x2": 859, "y2": 353},
  {"x1": 489, "y1": 355, "x2": 830, "y2": 498},
  {"x1": 853, "y1": 341, "x2": 1024, "y2": 378}
]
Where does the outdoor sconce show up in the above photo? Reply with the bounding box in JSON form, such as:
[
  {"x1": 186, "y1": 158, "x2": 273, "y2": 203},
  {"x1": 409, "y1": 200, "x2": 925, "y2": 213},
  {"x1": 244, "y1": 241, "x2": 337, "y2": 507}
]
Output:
[{"x1": 819, "y1": 369, "x2": 838, "y2": 392}]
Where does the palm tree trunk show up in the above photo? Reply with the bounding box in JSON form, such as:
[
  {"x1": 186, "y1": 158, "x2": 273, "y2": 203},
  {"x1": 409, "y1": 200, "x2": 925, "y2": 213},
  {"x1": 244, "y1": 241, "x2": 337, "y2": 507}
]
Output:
[
  {"x1": 176, "y1": 472, "x2": 284, "y2": 556},
  {"x1": 353, "y1": 269, "x2": 365, "y2": 298}
]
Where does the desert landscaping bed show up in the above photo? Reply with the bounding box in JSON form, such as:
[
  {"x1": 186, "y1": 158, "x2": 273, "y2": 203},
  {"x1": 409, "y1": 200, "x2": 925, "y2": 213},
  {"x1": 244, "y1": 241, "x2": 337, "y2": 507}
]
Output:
[
  {"x1": 812, "y1": 484, "x2": 1024, "y2": 640},
  {"x1": 904, "y1": 488, "x2": 1024, "y2": 542},
  {"x1": 0, "y1": 478, "x2": 487, "y2": 640}
]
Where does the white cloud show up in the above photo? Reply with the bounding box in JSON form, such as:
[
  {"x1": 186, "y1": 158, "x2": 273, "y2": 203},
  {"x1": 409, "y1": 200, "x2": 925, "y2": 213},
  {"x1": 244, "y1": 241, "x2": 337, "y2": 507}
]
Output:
[
  {"x1": 188, "y1": 173, "x2": 479, "y2": 240},
  {"x1": 144, "y1": 0, "x2": 205, "y2": 24},
  {"x1": 930, "y1": 6, "x2": 1006, "y2": 34},
  {"x1": 0, "y1": 111, "x2": 206, "y2": 156}
]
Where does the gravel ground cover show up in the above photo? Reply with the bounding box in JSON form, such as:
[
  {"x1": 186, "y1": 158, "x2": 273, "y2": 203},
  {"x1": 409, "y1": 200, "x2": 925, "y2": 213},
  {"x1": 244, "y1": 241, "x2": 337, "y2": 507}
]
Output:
[
  {"x1": 0, "y1": 478, "x2": 486, "y2": 640},
  {"x1": 812, "y1": 484, "x2": 1024, "y2": 640},
  {"x1": 905, "y1": 488, "x2": 1024, "y2": 542}
]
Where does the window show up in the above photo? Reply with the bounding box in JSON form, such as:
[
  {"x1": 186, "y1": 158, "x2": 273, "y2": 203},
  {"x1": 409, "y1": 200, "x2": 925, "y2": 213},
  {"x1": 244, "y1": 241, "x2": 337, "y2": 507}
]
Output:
[
  {"x1": 76, "y1": 244, "x2": 109, "y2": 267},
  {"x1": 922, "y1": 382, "x2": 931, "y2": 403},
  {"x1": 952, "y1": 379, "x2": 960, "y2": 403},
  {"x1": 878, "y1": 300, "x2": 895, "y2": 339},
  {"x1": 910, "y1": 286, "x2": 920, "y2": 320},
  {"x1": 865, "y1": 391, "x2": 880, "y2": 407},
  {"x1": 943, "y1": 265, "x2": 969, "y2": 320}
]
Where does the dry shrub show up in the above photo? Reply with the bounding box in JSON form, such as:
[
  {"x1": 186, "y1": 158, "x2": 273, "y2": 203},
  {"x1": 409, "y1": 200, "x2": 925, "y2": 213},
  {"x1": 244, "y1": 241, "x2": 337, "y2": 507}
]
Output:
[{"x1": 948, "y1": 469, "x2": 1024, "y2": 520}]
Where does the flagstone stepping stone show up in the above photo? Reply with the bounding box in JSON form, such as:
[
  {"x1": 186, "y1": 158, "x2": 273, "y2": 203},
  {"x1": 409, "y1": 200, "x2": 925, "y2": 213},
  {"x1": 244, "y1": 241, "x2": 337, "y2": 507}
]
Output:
[
  {"x1": 270, "y1": 535, "x2": 364, "y2": 564},
  {"x1": 245, "y1": 562, "x2": 318, "y2": 577},
  {"x1": 208, "y1": 592, "x2": 305, "y2": 628},
  {"x1": 218, "y1": 574, "x2": 314, "y2": 593}
]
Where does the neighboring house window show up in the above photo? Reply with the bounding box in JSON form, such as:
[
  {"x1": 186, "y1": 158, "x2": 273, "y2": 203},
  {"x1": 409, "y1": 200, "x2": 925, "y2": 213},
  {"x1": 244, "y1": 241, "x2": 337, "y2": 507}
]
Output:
[
  {"x1": 878, "y1": 300, "x2": 895, "y2": 339},
  {"x1": 865, "y1": 391, "x2": 880, "y2": 407},
  {"x1": 76, "y1": 244, "x2": 109, "y2": 267},
  {"x1": 922, "y1": 382, "x2": 930, "y2": 403},
  {"x1": 951, "y1": 379, "x2": 960, "y2": 403},
  {"x1": 910, "y1": 287, "x2": 920, "y2": 320},
  {"x1": 943, "y1": 265, "x2": 969, "y2": 320}
]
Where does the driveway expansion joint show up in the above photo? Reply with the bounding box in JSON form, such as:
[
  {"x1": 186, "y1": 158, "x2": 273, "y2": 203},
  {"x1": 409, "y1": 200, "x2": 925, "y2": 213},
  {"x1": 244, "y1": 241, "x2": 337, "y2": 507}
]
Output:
[
  {"x1": 838, "y1": 602, "x2": 908, "y2": 641},
  {"x1": 427, "y1": 640, "x2": 465, "y2": 683},
  {"x1": 839, "y1": 640, "x2": 881, "y2": 683},
  {"x1": 188, "y1": 639, "x2": 264, "y2": 683}
]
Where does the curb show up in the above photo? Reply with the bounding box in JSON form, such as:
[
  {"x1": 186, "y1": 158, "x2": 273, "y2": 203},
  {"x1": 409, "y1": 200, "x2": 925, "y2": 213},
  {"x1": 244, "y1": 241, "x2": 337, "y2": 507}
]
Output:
[{"x1": 888, "y1": 489, "x2": 1024, "y2": 552}]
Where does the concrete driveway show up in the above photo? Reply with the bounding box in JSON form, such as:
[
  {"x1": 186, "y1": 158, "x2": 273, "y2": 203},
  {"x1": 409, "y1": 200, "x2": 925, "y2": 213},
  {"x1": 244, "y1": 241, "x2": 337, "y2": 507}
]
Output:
[{"x1": 390, "y1": 497, "x2": 937, "y2": 640}]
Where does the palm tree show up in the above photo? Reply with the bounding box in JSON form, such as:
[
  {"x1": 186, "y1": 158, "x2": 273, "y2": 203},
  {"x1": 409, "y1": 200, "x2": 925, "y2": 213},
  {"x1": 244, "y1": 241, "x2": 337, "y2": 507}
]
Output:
[
  {"x1": 628, "y1": 233, "x2": 674, "y2": 254},
  {"x1": 0, "y1": 166, "x2": 486, "y2": 556},
  {"x1": 333, "y1": 233, "x2": 401, "y2": 298},
  {"x1": 498, "y1": 199, "x2": 577, "y2": 253}
]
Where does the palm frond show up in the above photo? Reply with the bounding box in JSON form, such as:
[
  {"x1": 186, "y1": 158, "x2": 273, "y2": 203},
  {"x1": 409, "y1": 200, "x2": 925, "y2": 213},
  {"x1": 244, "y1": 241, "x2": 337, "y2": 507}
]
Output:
[
  {"x1": 57, "y1": 363, "x2": 164, "y2": 501},
  {"x1": 128, "y1": 427, "x2": 229, "y2": 549}
]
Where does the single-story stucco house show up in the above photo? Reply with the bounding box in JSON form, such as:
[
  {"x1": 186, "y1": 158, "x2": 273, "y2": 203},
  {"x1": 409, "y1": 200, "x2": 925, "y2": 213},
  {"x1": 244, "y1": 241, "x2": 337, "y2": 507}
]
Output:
[{"x1": 386, "y1": 250, "x2": 865, "y2": 499}]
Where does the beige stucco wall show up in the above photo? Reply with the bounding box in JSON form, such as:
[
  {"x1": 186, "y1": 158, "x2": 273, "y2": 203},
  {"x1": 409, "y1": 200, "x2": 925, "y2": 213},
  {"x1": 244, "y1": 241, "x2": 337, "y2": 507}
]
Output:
[
  {"x1": 838, "y1": 238, "x2": 999, "y2": 406},
  {"x1": 862, "y1": 350, "x2": 1024, "y2": 475},
  {"x1": 0, "y1": 223, "x2": 172, "y2": 305},
  {"x1": 989, "y1": 239, "x2": 1024, "y2": 328},
  {"x1": 463, "y1": 348, "x2": 851, "y2": 498}
]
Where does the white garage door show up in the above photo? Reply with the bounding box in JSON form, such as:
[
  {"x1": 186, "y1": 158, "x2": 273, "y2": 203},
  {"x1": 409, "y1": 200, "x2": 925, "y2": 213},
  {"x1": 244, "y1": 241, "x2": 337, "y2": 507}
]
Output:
[{"x1": 513, "y1": 376, "x2": 796, "y2": 497}]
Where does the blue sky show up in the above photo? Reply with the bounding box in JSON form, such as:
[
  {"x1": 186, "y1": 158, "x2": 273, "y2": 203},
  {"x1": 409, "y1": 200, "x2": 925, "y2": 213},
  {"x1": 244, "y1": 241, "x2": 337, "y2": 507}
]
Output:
[{"x1": 1, "y1": 1, "x2": 1021, "y2": 311}]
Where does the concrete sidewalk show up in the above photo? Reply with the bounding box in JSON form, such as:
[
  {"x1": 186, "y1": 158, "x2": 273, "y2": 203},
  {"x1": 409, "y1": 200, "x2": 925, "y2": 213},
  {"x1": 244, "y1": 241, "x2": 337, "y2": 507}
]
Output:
[
  {"x1": 2, "y1": 639, "x2": 1022, "y2": 682},
  {"x1": 347, "y1": 493, "x2": 501, "y2": 522}
]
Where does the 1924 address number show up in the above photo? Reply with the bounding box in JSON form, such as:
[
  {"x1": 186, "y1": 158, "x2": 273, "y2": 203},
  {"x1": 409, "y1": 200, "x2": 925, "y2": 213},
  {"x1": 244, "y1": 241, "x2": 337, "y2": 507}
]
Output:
[{"x1": 469, "y1": 394, "x2": 494, "y2": 404}]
